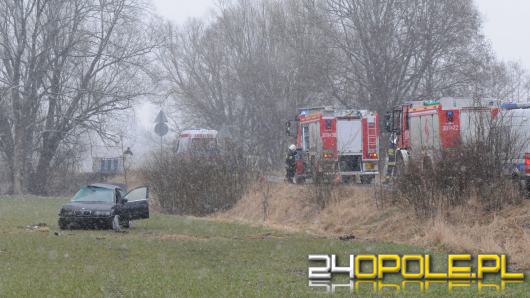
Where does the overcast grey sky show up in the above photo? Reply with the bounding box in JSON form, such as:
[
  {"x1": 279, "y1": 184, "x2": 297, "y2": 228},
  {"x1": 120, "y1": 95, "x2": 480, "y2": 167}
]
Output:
[
  {"x1": 151, "y1": 0, "x2": 530, "y2": 70},
  {"x1": 126, "y1": 0, "x2": 530, "y2": 165}
]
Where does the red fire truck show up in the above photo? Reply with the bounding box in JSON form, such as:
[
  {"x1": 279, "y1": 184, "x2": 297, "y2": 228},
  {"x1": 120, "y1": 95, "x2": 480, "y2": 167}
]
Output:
[
  {"x1": 384, "y1": 97, "x2": 499, "y2": 177},
  {"x1": 287, "y1": 107, "x2": 379, "y2": 183}
]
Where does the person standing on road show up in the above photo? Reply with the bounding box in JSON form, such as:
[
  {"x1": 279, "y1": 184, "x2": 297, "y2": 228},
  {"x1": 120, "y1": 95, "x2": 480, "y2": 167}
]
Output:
[{"x1": 285, "y1": 144, "x2": 297, "y2": 183}]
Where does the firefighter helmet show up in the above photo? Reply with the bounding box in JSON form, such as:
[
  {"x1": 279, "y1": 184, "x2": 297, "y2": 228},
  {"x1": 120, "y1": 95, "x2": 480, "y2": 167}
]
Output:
[{"x1": 289, "y1": 144, "x2": 296, "y2": 151}]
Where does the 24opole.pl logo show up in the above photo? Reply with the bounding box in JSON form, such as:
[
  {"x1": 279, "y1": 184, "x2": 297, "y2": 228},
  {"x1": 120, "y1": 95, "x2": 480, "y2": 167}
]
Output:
[{"x1": 308, "y1": 254, "x2": 525, "y2": 294}]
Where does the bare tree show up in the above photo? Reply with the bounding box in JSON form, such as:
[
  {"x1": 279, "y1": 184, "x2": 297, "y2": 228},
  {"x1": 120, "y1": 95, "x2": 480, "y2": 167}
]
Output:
[
  {"x1": 324, "y1": 0, "x2": 487, "y2": 113},
  {"x1": 0, "y1": 0, "x2": 156, "y2": 194},
  {"x1": 161, "y1": 0, "x2": 333, "y2": 168}
]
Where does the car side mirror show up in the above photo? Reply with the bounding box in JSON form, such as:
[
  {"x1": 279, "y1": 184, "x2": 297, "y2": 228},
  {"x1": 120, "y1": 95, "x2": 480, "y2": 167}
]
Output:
[{"x1": 121, "y1": 198, "x2": 128, "y2": 204}]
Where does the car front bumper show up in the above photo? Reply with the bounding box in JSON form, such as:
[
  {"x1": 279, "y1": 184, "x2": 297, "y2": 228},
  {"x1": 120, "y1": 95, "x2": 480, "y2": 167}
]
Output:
[{"x1": 59, "y1": 216, "x2": 113, "y2": 228}]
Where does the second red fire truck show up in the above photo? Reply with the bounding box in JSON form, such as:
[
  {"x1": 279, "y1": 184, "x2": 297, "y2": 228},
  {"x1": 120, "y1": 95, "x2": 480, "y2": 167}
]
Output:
[{"x1": 383, "y1": 97, "x2": 500, "y2": 178}]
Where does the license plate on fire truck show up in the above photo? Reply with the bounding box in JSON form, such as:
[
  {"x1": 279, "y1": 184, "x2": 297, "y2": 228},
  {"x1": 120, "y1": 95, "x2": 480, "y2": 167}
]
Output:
[{"x1": 364, "y1": 162, "x2": 376, "y2": 170}]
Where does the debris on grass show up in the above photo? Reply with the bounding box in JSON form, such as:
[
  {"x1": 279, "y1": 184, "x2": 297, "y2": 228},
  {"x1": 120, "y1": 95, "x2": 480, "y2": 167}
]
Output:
[
  {"x1": 339, "y1": 234, "x2": 355, "y2": 241},
  {"x1": 26, "y1": 223, "x2": 49, "y2": 232}
]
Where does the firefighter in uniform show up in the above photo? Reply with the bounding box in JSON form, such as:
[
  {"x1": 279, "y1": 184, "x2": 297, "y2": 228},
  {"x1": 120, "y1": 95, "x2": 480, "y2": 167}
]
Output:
[
  {"x1": 285, "y1": 144, "x2": 297, "y2": 183},
  {"x1": 385, "y1": 135, "x2": 397, "y2": 182}
]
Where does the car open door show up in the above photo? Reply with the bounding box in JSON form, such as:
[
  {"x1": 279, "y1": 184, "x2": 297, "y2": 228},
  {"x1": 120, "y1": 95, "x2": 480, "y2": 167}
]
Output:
[{"x1": 123, "y1": 186, "x2": 149, "y2": 220}]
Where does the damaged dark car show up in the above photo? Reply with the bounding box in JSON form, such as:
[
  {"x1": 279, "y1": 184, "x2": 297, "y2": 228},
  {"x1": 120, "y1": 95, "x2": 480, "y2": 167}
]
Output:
[{"x1": 58, "y1": 183, "x2": 149, "y2": 230}]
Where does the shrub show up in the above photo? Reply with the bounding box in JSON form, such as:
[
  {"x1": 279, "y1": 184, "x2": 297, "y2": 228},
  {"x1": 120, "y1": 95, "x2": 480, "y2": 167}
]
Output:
[
  {"x1": 142, "y1": 146, "x2": 255, "y2": 216},
  {"x1": 393, "y1": 112, "x2": 526, "y2": 217}
]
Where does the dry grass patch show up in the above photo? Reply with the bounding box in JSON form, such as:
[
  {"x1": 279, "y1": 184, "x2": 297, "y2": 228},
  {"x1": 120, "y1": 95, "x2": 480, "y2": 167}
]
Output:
[{"x1": 216, "y1": 182, "x2": 530, "y2": 269}]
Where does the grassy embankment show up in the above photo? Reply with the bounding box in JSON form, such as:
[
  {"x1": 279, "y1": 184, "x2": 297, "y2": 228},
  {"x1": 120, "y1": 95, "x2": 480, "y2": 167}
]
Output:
[
  {"x1": 0, "y1": 196, "x2": 528, "y2": 297},
  {"x1": 218, "y1": 182, "x2": 530, "y2": 270}
]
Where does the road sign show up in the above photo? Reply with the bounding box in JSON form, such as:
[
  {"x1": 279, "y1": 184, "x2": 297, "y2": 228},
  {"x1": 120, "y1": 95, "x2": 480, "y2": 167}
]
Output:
[
  {"x1": 154, "y1": 110, "x2": 168, "y2": 123},
  {"x1": 154, "y1": 122, "x2": 169, "y2": 137}
]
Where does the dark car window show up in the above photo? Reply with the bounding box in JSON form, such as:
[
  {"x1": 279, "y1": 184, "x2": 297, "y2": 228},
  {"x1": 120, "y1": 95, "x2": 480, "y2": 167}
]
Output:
[
  {"x1": 191, "y1": 138, "x2": 217, "y2": 151},
  {"x1": 71, "y1": 186, "x2": 115, "y2": 203}
]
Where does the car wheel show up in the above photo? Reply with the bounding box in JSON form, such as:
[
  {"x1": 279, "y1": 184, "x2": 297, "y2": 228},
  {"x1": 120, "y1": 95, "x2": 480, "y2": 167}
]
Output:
[
  {"x1": 342, "y1": 176, "x2": 354, "y2": 184},
  {"x1": 112, "y1": 215, "x2": 122, "y2": 231},
  {"x1": 360, "y1": 175, "x2": 373, "y2": 184},
  {"x1": 294, "y1": 176, "x2": 305, "y2": 184},
  {"x1": 58, "y1": 219, "x2": 67, "y2": 230}
]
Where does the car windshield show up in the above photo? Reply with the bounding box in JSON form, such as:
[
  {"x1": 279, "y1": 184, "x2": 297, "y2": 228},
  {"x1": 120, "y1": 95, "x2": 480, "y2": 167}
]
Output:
[{"x1": 71, "y1": 186, "x2": 115, "y2": 203}]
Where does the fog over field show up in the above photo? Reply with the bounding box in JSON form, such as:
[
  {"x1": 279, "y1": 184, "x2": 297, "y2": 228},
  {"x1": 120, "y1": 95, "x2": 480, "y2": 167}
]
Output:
[{"x1": 117, "y1": 0, "x2": 530, "y2": 169}]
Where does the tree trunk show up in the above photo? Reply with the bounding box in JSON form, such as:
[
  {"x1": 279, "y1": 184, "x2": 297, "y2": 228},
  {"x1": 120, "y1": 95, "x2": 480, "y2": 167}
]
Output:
[
  {"x1": 12, "y1": 124, "x2": 26, "y2": 195},
  {"x1": 30, "y1": 159, "x2": 51, "y2": 195},
  {"x1": 0, "y1": 114, "x2": 14, "y2": 194},
  {"x1": 29, "y1": 136, "x2": 59, "y2": 195},
  {"x1": 4, "y1": 156, "x2": 15, "y2": 195}
]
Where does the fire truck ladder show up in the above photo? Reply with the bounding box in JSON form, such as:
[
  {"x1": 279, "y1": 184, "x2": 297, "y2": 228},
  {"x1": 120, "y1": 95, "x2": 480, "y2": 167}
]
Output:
[{"x1": 367, "y1": 123, "x2": 377, "y2": 153}]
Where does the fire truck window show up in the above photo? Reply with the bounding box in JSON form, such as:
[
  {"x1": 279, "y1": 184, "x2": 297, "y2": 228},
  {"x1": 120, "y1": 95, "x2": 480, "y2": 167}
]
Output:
[
  {"x1": 393, "y1": 110, "x2": 402, "y2": 132},
  {"x1": 447, "y1": 111, "x2": 454, "y2": 122},
  {"x1": 302, "y1": 126, "x2": 310, "y2": 150},
  {"x1": 325, "y1": 119, "x2": 332, "y2": 130}
]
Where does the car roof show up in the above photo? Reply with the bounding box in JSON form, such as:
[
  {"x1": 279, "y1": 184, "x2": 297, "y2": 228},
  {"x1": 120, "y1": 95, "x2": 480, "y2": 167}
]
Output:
[{"x1": 88, "y1": 183, "x2": 127, "y2": 191}]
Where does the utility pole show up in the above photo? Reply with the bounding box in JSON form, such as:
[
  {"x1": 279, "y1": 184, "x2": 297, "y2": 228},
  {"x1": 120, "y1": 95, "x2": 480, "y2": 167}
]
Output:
[
  {"x1": 120, "y1": 134, "x2": 133, "y2": 185},
  {"x1": 154, "y1": 110, "x2": 169, "y2": 155}
]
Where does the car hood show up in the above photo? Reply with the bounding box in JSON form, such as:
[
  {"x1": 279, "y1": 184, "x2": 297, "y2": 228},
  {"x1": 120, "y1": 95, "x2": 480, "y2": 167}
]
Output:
[{"x1": 62, "y1": 202, "x2": 114, "y2": 211}]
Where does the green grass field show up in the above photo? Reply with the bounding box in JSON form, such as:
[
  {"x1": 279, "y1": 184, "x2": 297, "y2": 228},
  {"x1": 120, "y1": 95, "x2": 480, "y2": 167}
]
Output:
[{"x1": 0, "y1": 196, "x2": 528, "y2": 297}]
